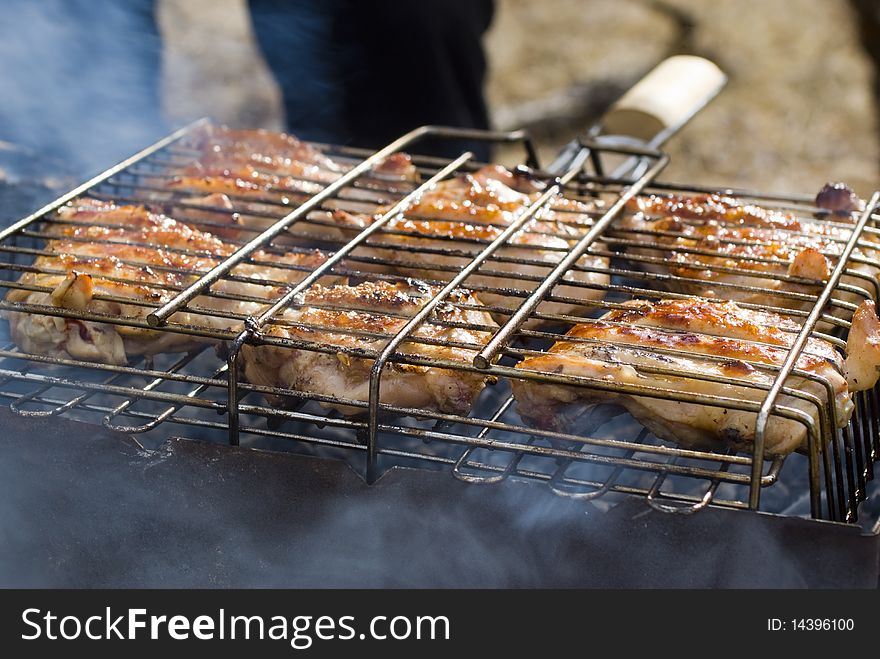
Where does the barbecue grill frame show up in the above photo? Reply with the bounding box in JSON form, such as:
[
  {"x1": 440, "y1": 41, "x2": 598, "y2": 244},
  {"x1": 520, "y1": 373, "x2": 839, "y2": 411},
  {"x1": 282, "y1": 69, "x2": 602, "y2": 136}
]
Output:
[{"x1": 0, "y1": 119, "x2": 877, "y2": 524}]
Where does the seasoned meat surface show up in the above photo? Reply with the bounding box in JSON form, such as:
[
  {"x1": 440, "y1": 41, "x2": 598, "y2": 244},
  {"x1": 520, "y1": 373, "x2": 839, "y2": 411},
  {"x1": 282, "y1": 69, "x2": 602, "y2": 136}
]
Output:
[
  {"x1": 334, "y1": 165, "x2": 609, "y2": 322},
  {"x1": 180, "y1": 125, "x2": 344, "y2": 174},
  {"x1": 240, "y1": 280, "x2": 497, "y2": 416},
  {"x1": 618, "y1": 192, "x2": 879, "y2": 310},
  {"x1": 5, "y1": 200, "x2": 331, "y2": 364},
  {"x1": 170, "y1": 163, "x2": 323, "y2": 196},
  {"x1": 512, "y1": 297, "x2": 879, "y2": 456},
  {"x1": 167, "y1": 126, "x2": 418, "y2": 242}
]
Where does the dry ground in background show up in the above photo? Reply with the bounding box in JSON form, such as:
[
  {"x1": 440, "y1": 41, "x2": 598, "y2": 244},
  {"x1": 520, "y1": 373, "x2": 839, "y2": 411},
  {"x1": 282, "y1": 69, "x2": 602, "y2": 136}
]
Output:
[{"x1": 159, "y1": 0, "x2": 879, "y2": 197}]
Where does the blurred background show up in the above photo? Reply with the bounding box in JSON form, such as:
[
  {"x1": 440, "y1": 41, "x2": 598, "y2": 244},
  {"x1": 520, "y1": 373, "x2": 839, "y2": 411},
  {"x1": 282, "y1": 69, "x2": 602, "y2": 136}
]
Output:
[
  {"x1": 1, "y1": 0, "x2": 878, "y2": 207},
  {"x1": 159, "y1": 0, "x2": 880, "y2": 197}
]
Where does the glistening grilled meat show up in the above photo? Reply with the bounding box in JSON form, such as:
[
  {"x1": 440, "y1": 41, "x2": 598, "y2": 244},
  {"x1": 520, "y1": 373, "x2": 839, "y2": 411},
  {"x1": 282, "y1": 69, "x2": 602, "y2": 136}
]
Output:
[
  {"x1": 180, "y1": 125, "x2": 346, "y2": 177},
  {"x1": 4, "y1": 199, "x2": 333, "y2": 364},
  {"x1": 333, "y1": 165, "x2": 609, "y2": 322},
  {"x1": 189, "y1": 127, "x2": 418, "y2": 183},
  {"x1": 512, "y1": 297, "x2": 880, "y2": 456},
  {"x1": 167, "y1": 126, "x2": 419, "y2": 244},
  {"x1": 617, "y1": 191, "x2": 879, "y2": 310},
  {"x1": 239, "y1": 280, "x2": 497, "y2": 416}
]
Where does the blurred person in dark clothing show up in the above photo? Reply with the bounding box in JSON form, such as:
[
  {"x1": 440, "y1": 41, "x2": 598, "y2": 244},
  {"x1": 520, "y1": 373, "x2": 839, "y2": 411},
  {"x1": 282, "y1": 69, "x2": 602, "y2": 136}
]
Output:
[{"x1": 248, "y1": 0, "x2": 495, "y2": 160}]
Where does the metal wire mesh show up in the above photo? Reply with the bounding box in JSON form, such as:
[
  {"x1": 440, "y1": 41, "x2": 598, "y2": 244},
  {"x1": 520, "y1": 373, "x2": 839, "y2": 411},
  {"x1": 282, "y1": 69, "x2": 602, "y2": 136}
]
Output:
[{"x1": 0, "y1": 119, "x2": 877, "y2": 523}]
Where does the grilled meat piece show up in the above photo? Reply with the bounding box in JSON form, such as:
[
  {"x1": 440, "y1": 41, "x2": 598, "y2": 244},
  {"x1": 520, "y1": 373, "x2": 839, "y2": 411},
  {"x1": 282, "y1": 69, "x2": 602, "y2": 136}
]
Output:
[
  {"x1": 512, "y1": 297, "x2": 880, "y2": 456},
  {"x1": 333, "y1": 165, "x2": 608, "y2": 322},
  {"x1": 167, "y1": 126, "x2": 419, "y2": 243},
  {"x1": 617, "y1": 191, "x2": 879, "y2": 310},
  {"x1": 845, "y1": 299, "x2": 880, "y2": 390},
  {"x1": 5, "y1": 200, "x2": 332, "y2": 364},
  {"x1": 180, "y1": 125, "x2": 344, "y2": 174},
  {"x1": 167, "y1": 163, "x2": 323, "y2": 202},
  {"x1": 240, "y1": 280, "x2": 497, "y2": 416},
  {"x1": 181, "y1": 124, "x2": 418, "y2": 182}
]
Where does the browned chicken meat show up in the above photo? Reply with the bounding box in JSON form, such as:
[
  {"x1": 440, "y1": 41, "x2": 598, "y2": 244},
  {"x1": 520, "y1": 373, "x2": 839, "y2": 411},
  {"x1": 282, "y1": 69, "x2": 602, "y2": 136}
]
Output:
[
  {"x1": 180, "y1": 125, "x2": 346, "y2": 177},
  {"x1": 181, "y1": 124, "x2": 418, "y2": 181},
  {"x1": 167, "y1": 163, "x2": 324, "y2": 202},
  {"x1": 617, "y1": 190, "x2": 879, "y2": 310},
  {"x1": 512, "y1": 297, "x2": 880, "y2": 456},
  {"x1": 167, "y1": 126, "x2": 419, "y2": 242},
  {"x1": 5, "y1": 199, "x2": 332, "y2": 365},
  {"x1": 240, "y1": 280, "x2": 497, "y2": 416},
  {"x1": 333, "y1": 165, "x2": 609, "y2": 322}
]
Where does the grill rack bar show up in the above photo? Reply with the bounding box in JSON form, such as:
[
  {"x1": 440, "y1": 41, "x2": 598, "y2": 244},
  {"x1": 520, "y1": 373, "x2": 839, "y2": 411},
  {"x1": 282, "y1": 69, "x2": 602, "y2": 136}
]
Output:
[
  {"x1": 474, "y1": 142, "x2": 670, "y2": 368},
  {"x1": 0, "y1": 383, "x2": 784, "y2": 502},
  {"x1": 0, "y1": 335, "x2": 821, "y2": 483},
  {"x1": 69, "y1": 148, "x2": 857, "y2": 350},
  {"x1": 0, "y1": 120, "x2": 877, "y2": 522},
  {"x1": 255, "y1": 153, "x2": 475, "y2": 329},
  {"x1": 225, "y1": 150, "x2": 477, "y2": 445},
  {"x1": 145, "y1": 130, "x2": 427, "y2": 327},
  {"x1": 751, "y1": 193, "x2": 880, "y2": 514},
  {"x1": 147, "y1": 126, "x2": 536, "y2": 327},
  {"x1": 362, "y1": 152, "x2": 619, "y2": 480}
]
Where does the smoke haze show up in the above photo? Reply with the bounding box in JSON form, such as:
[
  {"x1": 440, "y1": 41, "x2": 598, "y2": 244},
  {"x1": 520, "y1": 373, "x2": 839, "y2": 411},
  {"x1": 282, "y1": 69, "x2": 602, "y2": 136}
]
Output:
[{"x1": 0, "y1": 0, "x2": 166, "y2": 176}]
